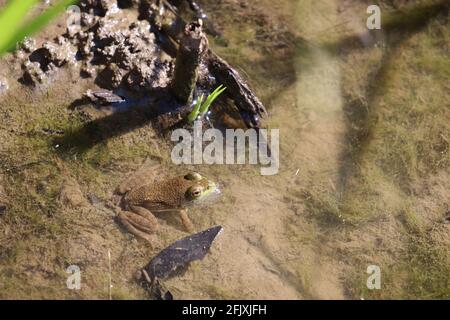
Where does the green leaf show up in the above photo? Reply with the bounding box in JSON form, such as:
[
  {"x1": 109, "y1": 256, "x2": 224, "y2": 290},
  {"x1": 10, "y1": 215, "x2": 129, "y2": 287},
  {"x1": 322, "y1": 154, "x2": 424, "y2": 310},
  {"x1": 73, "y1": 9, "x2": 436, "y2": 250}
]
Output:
[
  {"x1": 199, "y1": 85, "x2": 226, "y2": 115},
  {"x1": 188, "y1": 94, "x2": 204, "y2": 123},
  {"x1": 0, "y1": 0, "x2": 76, "y2": 54},
  {"x1": 0, "y1": 0, "x2": 40, "y2": 52}
]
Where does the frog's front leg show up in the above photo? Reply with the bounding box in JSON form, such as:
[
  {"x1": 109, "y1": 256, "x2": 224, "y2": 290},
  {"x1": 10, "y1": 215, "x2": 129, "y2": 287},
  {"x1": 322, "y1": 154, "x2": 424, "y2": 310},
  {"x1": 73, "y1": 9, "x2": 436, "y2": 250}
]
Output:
[
  {"x1": 118, "y1": 205, "x2": 159, "y2": 245},
  {"x1": 177, "y1": 208, "x2": 194, "y2": 233}
]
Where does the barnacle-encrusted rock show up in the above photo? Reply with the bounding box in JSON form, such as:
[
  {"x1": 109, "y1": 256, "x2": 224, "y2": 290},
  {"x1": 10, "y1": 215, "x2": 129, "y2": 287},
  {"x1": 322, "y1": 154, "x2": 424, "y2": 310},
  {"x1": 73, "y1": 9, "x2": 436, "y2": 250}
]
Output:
[
  {"x1": 96, "y1": 62, "x2": 125, "y2": 89},
  {"x1": 29, "y1": 38, "x2": 77, "y2": 72},
  {"x1": 80, "y1": 0, "x2": 118, "y2": 16},
  {"x1": 21, "y1": 2, "x2": 172, "y2": 93},
  {"x1": 20, "y1": 37, "x2": 36, "y2": 53},
  {"x1": 21, "y1": 61, "x2": 45, "y2": 85}
]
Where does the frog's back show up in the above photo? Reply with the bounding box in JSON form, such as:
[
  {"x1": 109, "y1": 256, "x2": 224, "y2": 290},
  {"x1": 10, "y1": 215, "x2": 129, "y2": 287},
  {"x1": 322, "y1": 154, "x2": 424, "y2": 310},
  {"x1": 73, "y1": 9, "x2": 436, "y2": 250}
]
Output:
[{"x1": 124, "y1": 177, "x2": 190, "y2": 210}]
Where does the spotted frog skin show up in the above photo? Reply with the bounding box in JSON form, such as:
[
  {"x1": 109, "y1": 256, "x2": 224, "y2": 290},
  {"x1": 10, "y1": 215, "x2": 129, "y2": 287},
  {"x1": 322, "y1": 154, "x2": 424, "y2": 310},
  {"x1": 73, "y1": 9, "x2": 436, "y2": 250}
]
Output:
[{"x1": 117, "y1": 172, "x2": 218, "y2": 245}]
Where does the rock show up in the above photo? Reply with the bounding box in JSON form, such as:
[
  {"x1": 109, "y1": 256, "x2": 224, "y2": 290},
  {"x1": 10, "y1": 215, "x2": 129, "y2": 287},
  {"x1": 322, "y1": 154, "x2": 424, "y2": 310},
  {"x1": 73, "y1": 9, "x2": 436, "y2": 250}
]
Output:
[
  {"x1": 126, "y1": 20, "x2": 156, "y2": 53},
  {"x1": 93, "y1": 20, "x2": 125, "y2": 48},
  {"x1": 95, "y1": 62, "x2": 125, "y2": 89},
  {"x1": 80, "y1": 0, "x2": 118, "y2": 16},
  {"x1": 20, "y1": 37, "x2": 36, "y2": 53},
  {"x1": 138, "y1": 0, "x2": 159, "y2": 21},
  {"x1": 84, "y1": 89, "x2": 125, "y2": 105},
  {"x1": 80, "y1": 12, "x2": 99, "y2": 28},
  {"x1": 20, "y1": 3, "x2": 171, "y2": 93},
  {"x1": 78, "y1": 32, "x2": 95, "y2": 57},
  {"x1": 110, "y1": 43, "x2": 133, "y2": 69},
  {"x1": 21, "y1": 61, "x2": 45, "y2": 85},
  {"x1": 21, "y1": 36, "x2": 78, "y2": 86},
  {"x1": 29, "y1": 39, "x2": 76, "y2": 71},
  {"x1": 124, "y1": 62, "x2": 154, "y2": 91},
  {"x1": 80, "y1": 61, "x2": 97, "y2": 78}
]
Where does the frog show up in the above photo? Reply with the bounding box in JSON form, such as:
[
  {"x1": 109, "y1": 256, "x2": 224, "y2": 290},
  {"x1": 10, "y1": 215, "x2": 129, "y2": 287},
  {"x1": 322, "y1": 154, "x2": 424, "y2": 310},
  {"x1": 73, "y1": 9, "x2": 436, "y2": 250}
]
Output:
[{"x1": 115, "y1": 170, "x2": 219, "y2": 246}]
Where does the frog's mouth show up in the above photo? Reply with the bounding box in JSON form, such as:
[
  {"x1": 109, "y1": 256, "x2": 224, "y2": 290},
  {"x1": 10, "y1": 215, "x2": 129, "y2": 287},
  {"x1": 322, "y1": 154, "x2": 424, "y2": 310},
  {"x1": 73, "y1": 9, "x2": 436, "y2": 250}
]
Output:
[
  {"x1": 189, "y1": 181, "x2": 221, "y2": 206},
  {"x1": 205, "y1": 181, "x2": 220, "y2": 197},
  {"x1": 200, "y1": 181, "x2": 220, "y2": 199}
]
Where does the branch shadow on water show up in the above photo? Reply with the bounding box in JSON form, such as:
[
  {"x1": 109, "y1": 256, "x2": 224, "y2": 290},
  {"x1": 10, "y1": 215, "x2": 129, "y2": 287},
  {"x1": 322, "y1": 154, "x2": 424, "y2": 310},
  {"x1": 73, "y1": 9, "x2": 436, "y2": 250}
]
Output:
[
  {"x1": 52, "y1": 89, "x2": 181, "y2": 156},
  {"x1": 52, "y1": 1, "x2": 447, "y2": 159},
  {"x1": 336, "y1": 1, "x2": 449, "y2": 193}
]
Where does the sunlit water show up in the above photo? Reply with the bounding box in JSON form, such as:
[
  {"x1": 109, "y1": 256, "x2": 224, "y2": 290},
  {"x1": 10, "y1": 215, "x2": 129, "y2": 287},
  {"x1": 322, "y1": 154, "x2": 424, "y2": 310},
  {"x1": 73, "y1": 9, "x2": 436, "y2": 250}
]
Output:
[{"x1": 1, "y1": 0, "x2": 424, "y2": 299}]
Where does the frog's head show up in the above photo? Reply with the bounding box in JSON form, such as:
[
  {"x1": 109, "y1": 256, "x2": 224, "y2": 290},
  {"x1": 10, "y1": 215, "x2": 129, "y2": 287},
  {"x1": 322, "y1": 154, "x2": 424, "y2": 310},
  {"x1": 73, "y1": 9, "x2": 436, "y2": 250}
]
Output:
[{"x1": 183, "y1": 172, "x2": 220, "y2": 203}]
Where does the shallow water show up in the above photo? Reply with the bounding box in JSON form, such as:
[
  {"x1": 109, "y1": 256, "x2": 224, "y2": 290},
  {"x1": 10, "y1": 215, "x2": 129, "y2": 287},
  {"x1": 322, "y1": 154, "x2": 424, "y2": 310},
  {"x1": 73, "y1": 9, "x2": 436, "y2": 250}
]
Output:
[
  {"x1": 161, "y1": 0, "x2": 350, "y2": 299},
  {"x1": 161, "y1": 0, "x2": 450, "y2": 299},
  {"x1": 1, "y1": 0, "x2": 448, "y2": 300}
]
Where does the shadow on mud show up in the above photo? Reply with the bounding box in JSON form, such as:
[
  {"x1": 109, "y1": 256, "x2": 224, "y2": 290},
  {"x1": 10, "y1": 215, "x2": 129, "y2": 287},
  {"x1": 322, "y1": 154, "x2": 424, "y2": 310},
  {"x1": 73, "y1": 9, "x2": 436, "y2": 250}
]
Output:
[{"x1": 53, "y1": 91, "x2": 179, "y2": 155}]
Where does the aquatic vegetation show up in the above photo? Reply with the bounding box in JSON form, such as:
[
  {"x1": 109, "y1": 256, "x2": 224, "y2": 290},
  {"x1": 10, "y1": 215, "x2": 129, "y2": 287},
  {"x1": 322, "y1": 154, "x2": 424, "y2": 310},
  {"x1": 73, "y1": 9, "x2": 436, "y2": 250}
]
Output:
[
  {"x1": 0, "y1": 0, "x2": 75, "y2": 55},
  {"x1": 188, "y1": 93, "x2": 205, "y2": 123},
  {"x1": 187, "y1": 85, "x2": 227, "y2": 122}
]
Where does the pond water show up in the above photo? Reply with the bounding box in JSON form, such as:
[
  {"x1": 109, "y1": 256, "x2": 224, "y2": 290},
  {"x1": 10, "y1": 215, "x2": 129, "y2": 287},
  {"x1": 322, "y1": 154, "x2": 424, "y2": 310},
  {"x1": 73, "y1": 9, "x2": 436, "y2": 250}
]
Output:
[
  {"x1": 162, "y1": 0, "x2": 351, "y2": 299},
  {"x1": 1, "y1": 0, "x2": 448, "y2": 300}
]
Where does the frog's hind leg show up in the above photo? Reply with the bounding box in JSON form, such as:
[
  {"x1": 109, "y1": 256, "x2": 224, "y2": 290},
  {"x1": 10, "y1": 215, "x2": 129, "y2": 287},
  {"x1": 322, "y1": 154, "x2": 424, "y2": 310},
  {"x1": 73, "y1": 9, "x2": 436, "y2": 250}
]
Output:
[
  {"x1": 118, "y1": 206, "x2": 159, "y2": 244},
  {"x1": 129, "y1": 205, "x2": 160, "y2": 230},
  {"x1": 118, "y1": 213, "x2": 156, "y2": 244}
]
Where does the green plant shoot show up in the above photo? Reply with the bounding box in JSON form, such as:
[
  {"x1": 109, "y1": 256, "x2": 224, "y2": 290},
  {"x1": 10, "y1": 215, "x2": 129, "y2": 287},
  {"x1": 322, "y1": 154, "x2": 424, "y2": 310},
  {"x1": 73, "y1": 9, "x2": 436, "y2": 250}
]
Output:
[
  {"x1": 187, "y1": 85, "x2": 227, "y2": 122},
  {"x1": 187, "y1": 94, "x2": 204, "y2": 123}
]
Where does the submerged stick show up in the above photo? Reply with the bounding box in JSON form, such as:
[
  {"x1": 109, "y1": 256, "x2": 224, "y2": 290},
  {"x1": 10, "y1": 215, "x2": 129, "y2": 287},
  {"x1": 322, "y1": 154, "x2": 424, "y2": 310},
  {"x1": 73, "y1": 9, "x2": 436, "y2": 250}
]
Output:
[
  {"x1": 206, "y1": 50, "x2": 267, "y2": 127},
  {"x1": 170, "y1": 20, "x2": 208, "y2": 105}
]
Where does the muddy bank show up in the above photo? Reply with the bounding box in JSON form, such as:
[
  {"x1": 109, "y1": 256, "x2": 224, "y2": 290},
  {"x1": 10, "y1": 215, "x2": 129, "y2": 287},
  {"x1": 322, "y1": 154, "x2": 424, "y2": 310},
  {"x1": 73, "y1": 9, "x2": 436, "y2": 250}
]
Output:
[
  {"x1": 12, "y1": 0, "x2": 267, "y2": 131},
  {"x1": 17, "y1": 1, "x2": 171, "y2": 93}
]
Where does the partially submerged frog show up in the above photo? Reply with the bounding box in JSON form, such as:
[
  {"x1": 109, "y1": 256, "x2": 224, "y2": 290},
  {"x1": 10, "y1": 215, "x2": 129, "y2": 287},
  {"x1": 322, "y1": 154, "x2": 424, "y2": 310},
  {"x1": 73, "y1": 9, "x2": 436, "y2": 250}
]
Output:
[{"x1": 116, "y1": 171, "x2": 219, "y2": 245}]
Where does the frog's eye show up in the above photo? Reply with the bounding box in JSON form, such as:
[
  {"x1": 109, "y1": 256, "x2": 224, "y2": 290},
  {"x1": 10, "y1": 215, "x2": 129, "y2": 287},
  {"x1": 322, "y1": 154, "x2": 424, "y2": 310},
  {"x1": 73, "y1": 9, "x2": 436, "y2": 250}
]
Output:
[
  {"x1": 187, "y1": 186, "x2": 203, "y2": 199},
  {"x1": 184, "y1": 172, "x2": 202, "y2": 181}
]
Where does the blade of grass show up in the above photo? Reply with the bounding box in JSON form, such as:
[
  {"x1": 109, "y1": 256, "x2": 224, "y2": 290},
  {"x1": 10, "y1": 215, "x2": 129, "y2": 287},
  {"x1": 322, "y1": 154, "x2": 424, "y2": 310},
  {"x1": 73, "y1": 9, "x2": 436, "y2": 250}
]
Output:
[
  {"x1": 188, "y1": 94, "x2": 204, "y2": 122},
  {"x1": 0, "y1": 0, "x2": 76, "y2": 54},
  {"x1": 199, "y1": 85, "x2": 226, "y2": 115},
  {"x1": 199, "y1": 86, "x2": 221, "y2": 114},
  {"x1": 0, "y1": 0, "x2": 40, "y2": 52}
]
